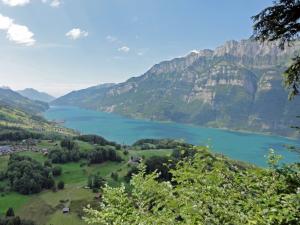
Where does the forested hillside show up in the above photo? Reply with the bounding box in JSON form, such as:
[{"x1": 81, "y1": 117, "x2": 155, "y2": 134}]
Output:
[
  {"x1": 0, "y1": 88, "x2": 74, "y2": 140},
  {"x1": 0, "y1": 88, "x2": 48, "y2": 114}
]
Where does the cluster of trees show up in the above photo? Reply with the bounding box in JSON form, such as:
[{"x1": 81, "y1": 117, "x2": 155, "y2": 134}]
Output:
[
  {"x1": 88, "y1": 147, "x2": 122, "y2": 164},
  {"x1": 132, "y1": 139, "x2": 192, "y2": 150},
  {"x1": 0, "y1": 127, "x2": 43, "y2": 142},
  {"x1": 126, "y1": 146, "x2": 197, "y2": 181},
  {"x1": 6, "y1": 155, "x2": 55, "y2": 195},
  {"x1": 48, "y1": 139, "x2": 81, "y2": 163},
  {"x1": 76, "y1": 134, "x2": 121, "y2": 149},
  {"x1": 48, "y1": 138, "x2": 122, "y2": 165},
  {"x1": 48, "y1": 147, "x2": 81, "y2": 163},
  {"x1": 87, "y1": 173, "x2": 105, "y2": 191}
]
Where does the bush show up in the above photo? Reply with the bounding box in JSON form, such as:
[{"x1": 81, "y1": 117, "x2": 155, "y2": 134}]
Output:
[
  {"x1": 5, "y1": 208, "x2": 14, "y2": 217},
  {"x1": 44, "y1": 160, "x2": 52, "y2": 168},
  {"x1": 111, "y1": 172, "x2": 118, "y2": 181},
  {"x1": 87, "y1": 174, "x2": 105, "y2": 189},
  {"x1": 57, "y1": 181, "x2": 64, "y2": 190},
  {"x1": 0, "y1": 171, "x2": 6, "y2": 181},
  {"x1": 52, "y1": 166, "x2": 62, "y2": 176}
]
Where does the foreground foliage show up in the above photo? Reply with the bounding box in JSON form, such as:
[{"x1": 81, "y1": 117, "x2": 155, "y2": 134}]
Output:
[{"x1": 84, "y1": 147, "x2": 300, "y2": 225}]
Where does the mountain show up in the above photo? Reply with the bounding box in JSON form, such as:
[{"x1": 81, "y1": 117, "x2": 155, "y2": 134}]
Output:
[
  {"x1": 0, "y1": 87, "x2": 49, "y2": 114},
  {"x1": 18, "y1": 88, "x2": 55, "y2": 103},
  {"x1": 53, "y1": 39, "x2": 300, "y2": 137},
  {"x1": 0, "y1": 88, "x2": 74, "y2": 138},
  {"x1": 53, "y1": 83, "x2": 115, "y2": 107}
]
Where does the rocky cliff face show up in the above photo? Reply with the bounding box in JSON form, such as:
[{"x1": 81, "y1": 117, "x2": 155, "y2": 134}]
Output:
[{"x1": 53, "y1": 39, "x2": 300, "y2": 137}]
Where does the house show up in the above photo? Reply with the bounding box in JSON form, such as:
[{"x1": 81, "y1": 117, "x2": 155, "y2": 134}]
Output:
[
  {"x1": 62, "y1": 207, "x2": 70, "y2": 214},
  {"x1": 0, "y1": 146, "x2": 13, "y2": 155},
  {"x1": 128, "y1": 156, "x2": 142, "y2": 165}
]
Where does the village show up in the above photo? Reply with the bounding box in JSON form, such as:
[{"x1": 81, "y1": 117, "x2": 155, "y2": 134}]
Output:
[{"x1": 0, "y1": 139, "x2": 50, "y2": 156}]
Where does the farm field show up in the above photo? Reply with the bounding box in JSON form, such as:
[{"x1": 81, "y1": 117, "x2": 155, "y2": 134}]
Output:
[{"x1": 0, "y1": 144, "x2": 173, "y2": 225}]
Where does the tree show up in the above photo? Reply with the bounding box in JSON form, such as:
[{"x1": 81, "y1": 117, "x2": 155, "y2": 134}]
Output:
[
  {"x1": 7, "y1": 155, "x2": 54, "y2": 195},
  {"x1": 87, "y1": 174, "x2": 105, "y2": 190},
  {"x1": 44, "y1": 160, "x2": 52, "y2": 168},
  {"x1": 5, "y1": 208, "x2": 14, "y2": 217},
  {"x1": 52, "y1": 166, "x2": 62, "y2": 176},
  {"x1": 84, "y1": 148, "x2": 300, "y2": 225},
  {"x1": 57, "y1": 181, "x2": 64, "y2": 190},
  {"x1": 252, "y1": 0, "x2": 300, "y2": 99},
  {"x1": 60, "y1": 138, "x2": 77, "y2": 150}
]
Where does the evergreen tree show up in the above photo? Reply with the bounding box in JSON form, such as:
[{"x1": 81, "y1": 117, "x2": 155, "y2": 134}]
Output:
[
  {"x1": 57, "y1": 181, "x2": 64, "y2": 190},
  {"x1": 5, "y1": 208, "x2": 14, "y2": 217}
]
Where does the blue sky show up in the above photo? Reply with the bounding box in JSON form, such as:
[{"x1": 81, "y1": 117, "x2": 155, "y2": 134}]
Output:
[{"x1": 0, "y1": 0, "x2": 272, "y2": 96}]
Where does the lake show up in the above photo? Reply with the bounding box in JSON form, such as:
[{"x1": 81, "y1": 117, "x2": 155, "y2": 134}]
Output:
[{"x1": 44, "y1": 106, "x2": 300, "y2": 167}]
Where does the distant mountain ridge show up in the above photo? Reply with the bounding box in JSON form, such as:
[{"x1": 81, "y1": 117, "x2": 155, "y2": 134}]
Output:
[
  {"x1": 0, "y1": 87, "x2": 76, "y2": 137},
  {"x1": 18, "y1": 88, "x2": 55, "y2": 103},
  {"x1": 53, "y1": 39, "x2": 300, "y2": 137},
  {"x1": 0, "y1": 87, "x2": 49, "y2": 114}
]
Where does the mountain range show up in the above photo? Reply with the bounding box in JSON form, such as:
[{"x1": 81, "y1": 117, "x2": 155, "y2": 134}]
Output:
[
  {"x1": 0, "y1": 87, "x2": 75, "y2": 137},
  {"x1": 53, "y1": 39, "x2": 300, "y2": 137},
  {"x1": 0, "y1": 87, "x2": 49, "y2": 114},
  {"x1": 18, "y1": 88, "x2": 55, "y2": 103}
]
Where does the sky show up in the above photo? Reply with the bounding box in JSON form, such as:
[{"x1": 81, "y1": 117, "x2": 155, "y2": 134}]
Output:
[{"x1": 0, "y1": 0, "x2": 273, "y2": 97}]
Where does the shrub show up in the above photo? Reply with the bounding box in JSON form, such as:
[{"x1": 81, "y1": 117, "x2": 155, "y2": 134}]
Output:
[
  {"x1": 57, "y1": 181, "x2": 64, "y2": 190},
  {"x1": 5, "y1": 208, "x2": 14, "y2": 217},
  {"x1": 52, "y1": 166, "x2": 62, "y2": 176}
]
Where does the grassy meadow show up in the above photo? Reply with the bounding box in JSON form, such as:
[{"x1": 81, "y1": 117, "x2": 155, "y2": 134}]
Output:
[{"x1": 0, "y1": 140, "x2": 173, "y2": 225}]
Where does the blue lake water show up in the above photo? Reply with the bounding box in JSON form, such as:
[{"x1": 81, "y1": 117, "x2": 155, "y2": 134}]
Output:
[{"x1": 44, "y1": 106, "x2": 300, "y2": 167}]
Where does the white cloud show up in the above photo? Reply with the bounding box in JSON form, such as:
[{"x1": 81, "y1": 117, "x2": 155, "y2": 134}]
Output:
[
  {"x1": 41, "y1": 0, "x2": 61, "y2": 8},
  {"x1": 0, "y1": 14, "x2": 35, "y2": 46},
  {"x1": 118, "y1": 46, "x2": 130, "y2": 53},
  {"x1": 106, "y1": 35, "x2": 118, "y2": 43},
  {"x1": 2, "y1": 0, "x2": 30, "y2": 6},
  {"x1": 0, "y1": 14, "x2": 13, "y2": 30},
  {"x1": 49, "y1": 0, "x2": 60, "y2": 7},
  {"x1": 66, "y1": 28, "x2": 88, "y2": 40},
  {"x1": 7, "y1": 24, "x2": 35, "y2": 46}
]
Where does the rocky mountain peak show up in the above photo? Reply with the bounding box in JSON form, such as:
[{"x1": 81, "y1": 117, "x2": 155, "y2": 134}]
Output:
[{"x1": 213, "y1": 39, "x2": 298, "y2": 58}]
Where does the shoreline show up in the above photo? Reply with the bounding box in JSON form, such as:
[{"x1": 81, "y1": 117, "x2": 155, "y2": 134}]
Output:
[{"x1": 47, "y1": 105, "x2": 300, "y2": 142}]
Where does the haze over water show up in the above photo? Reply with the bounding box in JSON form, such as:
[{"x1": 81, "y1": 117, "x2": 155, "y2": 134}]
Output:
[{"x1": 45, "y1": 106, "x2": 300, "y2": 167}]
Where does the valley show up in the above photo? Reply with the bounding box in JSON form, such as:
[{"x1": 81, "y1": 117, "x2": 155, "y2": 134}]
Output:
[
  {"x1": 1, "y1": 1, "x2": 300, "y2": 224},
  {"x1": 0, "y1": 136, "x2": 175, "y2": 225},
  {"x1": 53, "y1": 40, "x2": 300, "y2": 137}
]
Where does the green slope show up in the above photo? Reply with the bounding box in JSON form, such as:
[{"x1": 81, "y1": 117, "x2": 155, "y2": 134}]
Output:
[{"x1": 0, "y1": 88, "x2": 48, "y2": 114}]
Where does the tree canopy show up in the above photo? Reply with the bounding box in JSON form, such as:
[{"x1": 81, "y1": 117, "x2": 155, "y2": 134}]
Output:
[{"x1": 84, "y1": 148, "x2": 300, "y2": 225}]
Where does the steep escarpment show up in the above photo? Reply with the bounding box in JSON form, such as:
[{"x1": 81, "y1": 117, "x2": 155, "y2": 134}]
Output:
[{"x1": 53, "y1": 39, "x2": 300, "y2": 137}]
